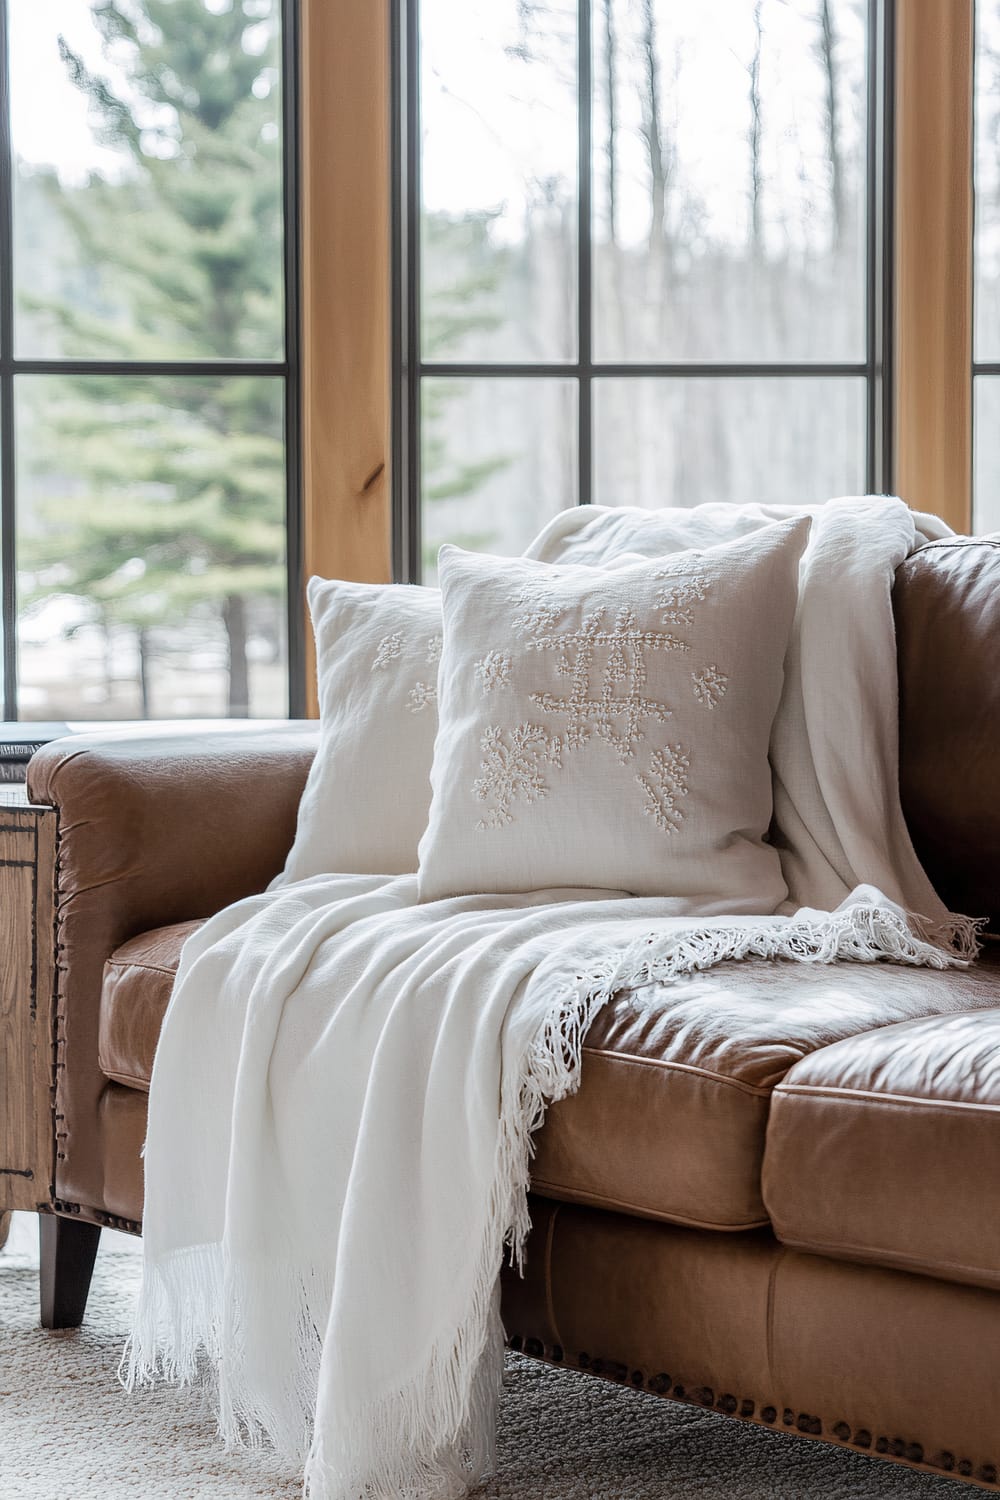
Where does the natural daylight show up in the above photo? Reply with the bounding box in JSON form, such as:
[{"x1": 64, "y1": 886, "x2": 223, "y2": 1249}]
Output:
[{"x1": 1, "y1": 4, "x2": 999, "y2": 1500}]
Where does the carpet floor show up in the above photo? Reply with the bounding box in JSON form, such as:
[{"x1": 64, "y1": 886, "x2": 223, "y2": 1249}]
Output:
[{"x1": 0, "y1": 1212, "x2": 965, "y2": 1500}]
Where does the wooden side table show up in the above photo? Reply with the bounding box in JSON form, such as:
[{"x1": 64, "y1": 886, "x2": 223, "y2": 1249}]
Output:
[{"x1": 0, "y1": 783, "x2": 57, "y2": 1222}]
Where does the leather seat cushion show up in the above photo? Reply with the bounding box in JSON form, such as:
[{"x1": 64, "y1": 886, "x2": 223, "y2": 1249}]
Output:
[
  {"x1": 533, "y1": 951, "x2": 1000, "y2": 1229},
  {"x1": 98, "y1": 920, "x2": 206, "y2": 1091},
  {"x1": 764, "y1": 983, "x2": 1000, "y2": 1291},
  {"x1": 99, "y1": 921, "x2": 1000, "y2": 1231}
]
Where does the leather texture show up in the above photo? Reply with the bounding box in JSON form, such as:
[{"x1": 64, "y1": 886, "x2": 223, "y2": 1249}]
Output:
[
  {"x1": 30, "y1": 537, "x2": 1000, "y2": 1493},
  {"x1": 896, "y1": 536, "x2": 1000, "y2": 936},
  {"x1": 503, "y1": 1199, "x2": 1000, "y2": 1491},
  {"x1": 532, "y1": 956, "x2": 1000, "y2": 1229},
  {"x1": 764, "y1": 983, "x2": 1000, "y2": 1291},
  {"x1": 99, "y1": 921, "x2": 1000, "y2": 1243},
  {"x1": 99, "y1": 922, "x2": 205, "y2": 1092},
  {"x1": 27, "y1": 723, "x2": 319, "y2": 1213},
  {"x1": 96, "y1": 1084, "x2": 148, "y2": 1224},
  {"x1": 68, "y1": 1138, "x2": 1000, "y2": 1493}
]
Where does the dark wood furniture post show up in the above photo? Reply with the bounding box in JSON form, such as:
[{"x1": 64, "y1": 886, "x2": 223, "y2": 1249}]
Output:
[{"x1": 38, "y1": 1214, "x2": 102, "y2": 1329}]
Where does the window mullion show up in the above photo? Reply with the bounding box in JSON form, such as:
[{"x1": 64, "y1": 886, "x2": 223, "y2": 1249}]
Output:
[
  {"x1": 578, "y1": 0, "x2": 593, "y2": 507},
  {"x1": 868, "y1": 0, "x2": 895, "y2": 494},
  {"x1": 0, "y1": 0, "x2": 17, "y2": 719},
  {"x1": 282, "y1": 0, "x2": 304, "y2": 718}
]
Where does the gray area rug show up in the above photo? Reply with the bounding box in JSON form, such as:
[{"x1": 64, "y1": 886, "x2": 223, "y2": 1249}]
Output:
[{"x1": 0, "y1": 1212, "x2": 964, "y2": 1499}]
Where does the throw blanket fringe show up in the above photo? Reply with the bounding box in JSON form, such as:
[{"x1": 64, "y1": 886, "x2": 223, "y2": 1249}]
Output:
[
  {"x1": 129, "y1": 498, "x2": 980, "y2": 1500},
  {"x1": 124, "y1": 892, "x2": 976, "y2": 1500}
]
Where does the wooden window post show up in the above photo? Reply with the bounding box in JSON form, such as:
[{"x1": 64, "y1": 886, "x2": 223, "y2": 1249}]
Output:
[
  {"x1": 300, "y1": 0, "x2": 393, "y2": 712},
  {"x1": 894, "y1": 0, "x2": 974, "y2": 532}
]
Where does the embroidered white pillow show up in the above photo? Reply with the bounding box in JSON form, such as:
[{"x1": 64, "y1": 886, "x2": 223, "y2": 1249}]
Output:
[
  {"x1": 417, "y1": 518, "x2": 811, "y2": 901},
  {"x1": 278, "y1": 577, "x2": 442, "y2": 881}
]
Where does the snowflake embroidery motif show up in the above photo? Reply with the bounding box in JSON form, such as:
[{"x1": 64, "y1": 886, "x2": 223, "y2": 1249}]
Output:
[
  {"x1": 524, "y1": 605, "x2": 687, "y2": 764},
  {"x1": 407, "y1": 681, "x2": 437, "y2": 714},
  {"x1": 508, "y1": 586, "x2": 565, "y2": 636},
  {"x1": 476, "y1": 571, "x2": 726, "y2": 833},
  {"x1": 475, "y1": 650, "x2": 512, "y2": 695},
  {"x1": 636, "y1": 744, "x2": 691, "y2": 835},
  {"x1": 426, "y1": 635, "x2": 443, "y2": 666},
  {"x1": 654, "y1": 575, "x2": 710, "y2": 628},
  {"x1": 473, "y1": 723, "x2": 562, "y2": 830},
  {"x1": 691, "y1": 665, "x2": 728, "y2": 709},
  {"x1": 372, "y1": 633, "x2": 403, "y2": 670}
]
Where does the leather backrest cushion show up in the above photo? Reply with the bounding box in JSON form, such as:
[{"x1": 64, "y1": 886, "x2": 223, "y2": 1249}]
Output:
[{"x1": 894, "y1": 537, "x2": 1000, "y2": 934}]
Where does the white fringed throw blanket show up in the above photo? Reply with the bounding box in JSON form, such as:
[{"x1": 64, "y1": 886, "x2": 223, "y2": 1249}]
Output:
[{"x1": 127, "y1": 498, "x2": 979, "y2": 1500}]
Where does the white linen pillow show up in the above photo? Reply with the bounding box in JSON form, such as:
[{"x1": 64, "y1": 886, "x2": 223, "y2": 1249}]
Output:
[
  {"x1": 278, "y1": 577, "x2": 442, "y2": 880},
  {"x1": 417, "y1": 518, "x2": 811, "y2": 901}
]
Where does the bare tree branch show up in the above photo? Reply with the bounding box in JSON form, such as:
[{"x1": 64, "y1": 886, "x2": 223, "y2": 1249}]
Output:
[
  {"x1": 640, "y1": 0, "x2": 666, "y2": 256},
  {"x1": 603, "y1": 0, "x2": 618, "y2": 247},
  {"x1": 748, "y1": 0, "x2": 764, "y2": 255},
  {"x1": 818, "y1": 0, "x2": 844, "y2": 249}
]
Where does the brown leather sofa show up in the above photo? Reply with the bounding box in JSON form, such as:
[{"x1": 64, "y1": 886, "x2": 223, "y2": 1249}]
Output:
[{"x1": 22, "y1": 535, "x2": 1000, "y2": 1492}]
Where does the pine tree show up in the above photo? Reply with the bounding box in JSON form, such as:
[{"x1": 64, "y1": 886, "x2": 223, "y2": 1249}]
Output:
[
  {"x1": 20, "y1": 0, "x2": 286, "y2": 715},
  {"x1": 420, "y1": 209, "x2": 510, "y2": 571}
]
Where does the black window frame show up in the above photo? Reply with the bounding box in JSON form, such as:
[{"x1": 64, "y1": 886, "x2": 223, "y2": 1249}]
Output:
[
  {"x1": 0, "y1": 0, "x2": 304, "y2": 722},
  {"x1": 974, "y1": 0, "x2": 1000, "y2": 457},
  {"x1": 391, "y1": 0, "x2": 896, "y2": 583}
]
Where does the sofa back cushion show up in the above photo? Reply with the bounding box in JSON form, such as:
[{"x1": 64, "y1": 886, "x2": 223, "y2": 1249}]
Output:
[{"x1": 894, "y1": 537, "x2": 1000, "y2": 937}]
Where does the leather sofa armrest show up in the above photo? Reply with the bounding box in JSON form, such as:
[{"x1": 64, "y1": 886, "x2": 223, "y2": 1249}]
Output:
[
  {"x1": 25, "y1": 720, "x2": 319, "y2": 1215},
  {"x1": 27, "y1": 721, "x2": 319, "y2": 944}
]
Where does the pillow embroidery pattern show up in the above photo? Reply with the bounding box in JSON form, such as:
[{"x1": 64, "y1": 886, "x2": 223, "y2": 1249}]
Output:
[
  {"x1": 470, "y1": 579, "x2": 726, "y2": 833},
  {"x1": 691, "y1": 665, "x2": 728, "y2": 708},
  {"x1": 407, "y1": 682, "x2": 438, "y2": 713},
  {"x1": 472, "y1": 724, "x2": 563, "y2": 829},
  {"x1": 636, "y1": 744, "x2": 691, "y2": 833},
  {"x1": 474, "y1": 650, "x2": 513, "y2": 694},
  {"x1": 373, "y1": 630, "x2": 443, "y2": 715},
  {"x1": 372, "y1": 633, "x2": 403, "y2": 670},
  {"x1": 278, "y1": 577, "x2": 445, "y2": 883}
]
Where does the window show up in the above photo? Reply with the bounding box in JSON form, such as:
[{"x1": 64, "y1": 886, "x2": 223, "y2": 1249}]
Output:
[
  {"x1": 0, "y1": 0, "x2": 302, "y2": 721},
  {"x1": 975, "y1": 0, "x2": 1000, "y2": 534},
  {"x1": 393, "y1": 0, "x2": 891, "y2": 581},
  {"x1": 0, "y1": 2, "x2": 988, "y2": 725}
]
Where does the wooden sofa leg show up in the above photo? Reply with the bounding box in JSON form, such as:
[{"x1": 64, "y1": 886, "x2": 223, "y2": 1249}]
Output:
[{"x1": 39, "y1": 1215, "x2": 101, "y2": 1329}]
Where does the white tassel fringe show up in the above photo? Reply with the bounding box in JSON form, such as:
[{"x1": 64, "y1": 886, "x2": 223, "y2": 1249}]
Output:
[{"x1": 122, "y1": 900, "x2": 979, "y2": 1500}]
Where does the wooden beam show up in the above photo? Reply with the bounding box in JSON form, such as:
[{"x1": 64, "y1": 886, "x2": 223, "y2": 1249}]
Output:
[
  {"x1": 300, "y1": 0, "x2": 392, "y2": 713},
  {"x1": 894, "y1": 0, "x2": 974, "y2": 533}
]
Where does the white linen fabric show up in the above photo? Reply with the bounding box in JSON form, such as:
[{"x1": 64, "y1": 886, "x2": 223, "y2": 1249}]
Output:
[
  {"x1": 126, "y1": 497, "x2": 978, "y2": 1500},
  {"x1": 279, "y1": 578, "x2": 442, "y2": 881},
  {"x1": 418, "y1": 520, "x2": 810, "y2": 901},
  {"x1": 525, "y1": 497, "x2": 956, "y2": 918}
]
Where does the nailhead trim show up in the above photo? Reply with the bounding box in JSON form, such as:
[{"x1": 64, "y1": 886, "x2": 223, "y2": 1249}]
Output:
[
  {"x1": 505, "y1": 1336, "x2": 1000, "y2": 1489},
  {"x1": 50, "y1": 1199, "x2": 142, "y2": 1235}
]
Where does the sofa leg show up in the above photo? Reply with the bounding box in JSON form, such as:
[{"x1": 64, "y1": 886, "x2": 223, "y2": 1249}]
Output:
[
  {"x1": 39, "y1": 1214, "x2": 101, "y2": 1329},
  {"x1": 0, "y1": 1211, "x2": 9, "y2": 1251}
]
